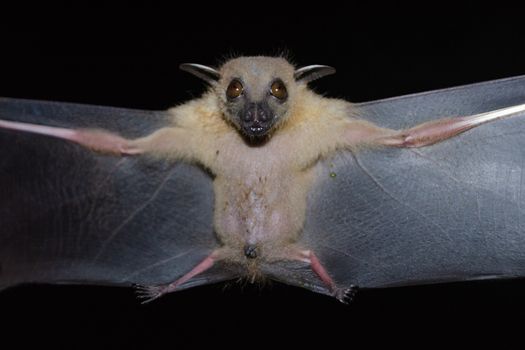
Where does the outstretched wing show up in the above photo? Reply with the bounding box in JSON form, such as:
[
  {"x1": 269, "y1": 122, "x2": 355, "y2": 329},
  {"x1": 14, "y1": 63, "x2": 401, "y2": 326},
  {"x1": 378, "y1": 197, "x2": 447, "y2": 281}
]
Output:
[
  {"x1": 297, "y1": 75, "x2": 525, "y2": 292},
  {"x1": 0, "y1": 98, "x2": 227, "y2": 290}
]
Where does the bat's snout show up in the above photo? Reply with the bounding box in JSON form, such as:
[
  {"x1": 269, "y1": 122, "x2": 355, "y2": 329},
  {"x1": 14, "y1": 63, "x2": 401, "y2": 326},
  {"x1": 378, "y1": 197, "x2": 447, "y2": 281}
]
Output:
[{"x1": 241, "y1": 103, "x2": 275, "y2": 137}]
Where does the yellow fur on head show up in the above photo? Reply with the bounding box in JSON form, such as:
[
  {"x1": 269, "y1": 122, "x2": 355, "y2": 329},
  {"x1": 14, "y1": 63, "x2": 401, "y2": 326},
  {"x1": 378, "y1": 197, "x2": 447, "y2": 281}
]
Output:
[{"x1": 213, "y1": 56, "x2": 299, "y2": 137}]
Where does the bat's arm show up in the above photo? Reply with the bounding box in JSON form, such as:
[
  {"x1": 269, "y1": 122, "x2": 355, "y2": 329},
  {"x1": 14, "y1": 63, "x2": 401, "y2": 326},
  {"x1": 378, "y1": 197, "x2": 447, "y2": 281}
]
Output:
[
  {"x1": 0, "y1": 119, "x2": 140, "y2": 155},
  {"x1": 376, "y1": 103, "x2": 525, "y2": 148},
  {"x1": 0, "y1": 119, "x2": 145, "y2": 155},
  {"x1": 129, "y1": 127, "x2": 201, "y2": 161},
  {"x1": 0, "y1": 119, "x2": 197, "y2": 159},
  {"x1": 343, "y1": 103, "x2": 525, "y2": 149}
]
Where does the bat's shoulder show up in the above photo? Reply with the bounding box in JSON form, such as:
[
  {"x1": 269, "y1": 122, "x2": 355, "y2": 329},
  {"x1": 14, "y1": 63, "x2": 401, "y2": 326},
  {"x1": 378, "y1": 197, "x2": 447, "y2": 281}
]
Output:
[
  {"x1": 291, "y1": 90, "x2": 352, "y2": 127},
  {"x1": 285, "y1": 91, "x2": 353, "y2": 143},
  {"x1": 167, "y1": 93, "x2": 230, "y2": 135},
  {"x1": 277, "y1": 91, "x2": 358, "y2": 167}
]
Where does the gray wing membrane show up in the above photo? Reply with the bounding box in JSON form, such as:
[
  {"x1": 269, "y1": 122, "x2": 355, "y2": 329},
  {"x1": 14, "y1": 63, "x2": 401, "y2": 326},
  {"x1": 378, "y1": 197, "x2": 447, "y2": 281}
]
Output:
[
  {"x1": 0, "y1": 98, "x2": 223, "y2": 289},
  {"x1": 3, "y1": 75, "x2": 525, "y2": 297},
  {"x1": 301, "y1": 75, "x2": 525, "y2": 290}
]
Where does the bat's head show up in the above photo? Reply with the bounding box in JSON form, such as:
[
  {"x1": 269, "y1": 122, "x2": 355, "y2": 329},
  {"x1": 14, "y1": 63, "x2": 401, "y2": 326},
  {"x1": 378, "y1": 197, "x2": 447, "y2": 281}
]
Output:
[{"x1": 180, "y1": 56, "x2": 335, "y2": 141}]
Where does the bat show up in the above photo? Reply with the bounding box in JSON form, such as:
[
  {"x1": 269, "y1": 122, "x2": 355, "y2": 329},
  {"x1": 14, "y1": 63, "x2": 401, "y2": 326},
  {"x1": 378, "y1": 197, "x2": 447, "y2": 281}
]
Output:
[{"x1": 1, "y1": 56, "x2": 525, "y2": 304}]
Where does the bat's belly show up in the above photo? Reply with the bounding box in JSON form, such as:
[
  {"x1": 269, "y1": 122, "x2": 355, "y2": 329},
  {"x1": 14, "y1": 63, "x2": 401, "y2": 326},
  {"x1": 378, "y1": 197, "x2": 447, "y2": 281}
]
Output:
[{"x1": 213, "y1": 174, "x2": 310, "y2": 259}]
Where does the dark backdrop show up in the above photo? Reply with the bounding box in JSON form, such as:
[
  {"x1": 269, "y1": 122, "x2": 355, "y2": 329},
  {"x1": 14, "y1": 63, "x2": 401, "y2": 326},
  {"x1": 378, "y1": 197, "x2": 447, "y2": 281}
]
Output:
[{"x1": 1, "y1": 4, "x2": 524, "y2": 348}]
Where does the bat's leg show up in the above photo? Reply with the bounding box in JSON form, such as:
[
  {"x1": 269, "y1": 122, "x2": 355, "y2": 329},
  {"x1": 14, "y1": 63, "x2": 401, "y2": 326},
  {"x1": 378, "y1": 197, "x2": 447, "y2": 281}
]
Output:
[
  {"x1": 0, "y1": 119, "x2": 142, "y2": 156},
  {"x1": 135, "y1": 251, "x2": 218, "y2": 303},
  {"x1": 379, "y1": 103, "x2": 525, "y2": 148},
  {"x1": 297, "y1": 250, "x2": 358, "y2": 303}
]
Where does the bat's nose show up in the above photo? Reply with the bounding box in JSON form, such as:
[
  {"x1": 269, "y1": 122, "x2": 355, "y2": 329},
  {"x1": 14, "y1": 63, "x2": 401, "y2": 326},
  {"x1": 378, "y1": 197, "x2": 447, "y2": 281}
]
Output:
[
  {"x1": 241, "y1": 103, "x2": 274, "y2": 137},
  {"x1": 243, "y1": 103, "x2": 271, "y2": 123}
]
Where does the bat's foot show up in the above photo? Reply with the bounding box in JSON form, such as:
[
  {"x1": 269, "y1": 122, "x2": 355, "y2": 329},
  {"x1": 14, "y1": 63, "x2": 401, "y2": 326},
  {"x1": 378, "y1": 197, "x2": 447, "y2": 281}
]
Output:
[
  {"x1": 296, "y1": 249, "x2": 359, "y2": 304},
  {"x1": 333, "y1": 284, "x2": 359, "y2": 304},
  {"x1": 134, "y1": 284, "x2": 169, "y2": 304},
  {"x1": 133, "y1": 252, "x2": 218, "y2": 304}
]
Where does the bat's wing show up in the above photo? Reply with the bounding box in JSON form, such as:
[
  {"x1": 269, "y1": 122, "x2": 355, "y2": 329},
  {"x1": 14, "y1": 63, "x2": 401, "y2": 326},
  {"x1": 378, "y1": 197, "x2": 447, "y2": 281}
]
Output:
[
  {"x1": 0, "y1": 98, "x2": 229, "y2": 291},
  {"x1": 289, "y1": 76, "x2": 525, "y2": 294}
]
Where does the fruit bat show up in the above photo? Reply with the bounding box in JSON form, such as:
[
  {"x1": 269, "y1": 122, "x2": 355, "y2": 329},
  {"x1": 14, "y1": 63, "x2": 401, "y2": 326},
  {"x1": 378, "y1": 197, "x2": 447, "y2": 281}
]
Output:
[{"x1": 1, "y1": 56, "x2": 525, "y2": 303}]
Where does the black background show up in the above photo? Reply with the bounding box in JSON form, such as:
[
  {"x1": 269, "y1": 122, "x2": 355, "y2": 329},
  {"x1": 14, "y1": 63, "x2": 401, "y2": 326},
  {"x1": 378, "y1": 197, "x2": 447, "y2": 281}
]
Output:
[{"x1": 1, "y1": 3, "x2": 525, "y2": 348}]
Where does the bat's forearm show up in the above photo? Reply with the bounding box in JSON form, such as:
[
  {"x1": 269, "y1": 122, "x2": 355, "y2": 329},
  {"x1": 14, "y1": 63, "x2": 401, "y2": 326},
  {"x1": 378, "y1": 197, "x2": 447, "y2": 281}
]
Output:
[
  {"x1": 341, "y1": 119, "x2": 397, "y2": 149},
  {"x1": 0, "y1": 119, "x2": 204, "y2": 161},
  {"x1": 0, "y1": 119, "x2": 141, "y2": 156},
  {"x1": 341, "y1": 103, "x2": 525, "y2": 150},
  {"x1": 378, "y1": 103, "x2": 525, "y2": 148}
]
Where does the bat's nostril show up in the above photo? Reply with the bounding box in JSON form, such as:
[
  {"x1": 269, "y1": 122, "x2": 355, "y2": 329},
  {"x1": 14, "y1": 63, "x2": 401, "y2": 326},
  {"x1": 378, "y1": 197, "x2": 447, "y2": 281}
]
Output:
[{"x1": 259, "y1": 112, "x2": 269, "y2": 122}]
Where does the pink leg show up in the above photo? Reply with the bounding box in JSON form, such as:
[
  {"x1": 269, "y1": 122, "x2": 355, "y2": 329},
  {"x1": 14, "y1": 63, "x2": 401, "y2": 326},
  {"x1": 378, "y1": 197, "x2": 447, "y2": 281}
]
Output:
[
  {"x1": 136, "y1": 252, "x2": 217, "y2": 303},
  {"x1": 0, "y1": 119, "x2": 142, "y2": 156},
  {"x1": 299, "y1": 250, "x2": 357, "y2": 303},
  {"x1": 381, "y1": 103, "x2": 525, "y2": 148}
]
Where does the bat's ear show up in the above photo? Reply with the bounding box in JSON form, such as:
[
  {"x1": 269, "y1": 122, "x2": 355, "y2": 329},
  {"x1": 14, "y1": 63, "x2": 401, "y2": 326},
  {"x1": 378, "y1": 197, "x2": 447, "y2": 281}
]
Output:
[
  {"x1": 294, "y1": 65, "x2": 336, "y2": 83},
  {"x1": 180, "y1": 63, "x2": 221, "y2": 84}
]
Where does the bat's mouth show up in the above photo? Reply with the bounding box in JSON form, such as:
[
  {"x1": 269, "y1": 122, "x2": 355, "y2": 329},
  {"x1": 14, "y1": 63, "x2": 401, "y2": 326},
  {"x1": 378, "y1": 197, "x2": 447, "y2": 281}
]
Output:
[
  {"x1": 242, "y1": 122, "x2": 271, "y2": 137},
  {"x1": 240, "y1": 102, "x2": 275, "y2": 138}
]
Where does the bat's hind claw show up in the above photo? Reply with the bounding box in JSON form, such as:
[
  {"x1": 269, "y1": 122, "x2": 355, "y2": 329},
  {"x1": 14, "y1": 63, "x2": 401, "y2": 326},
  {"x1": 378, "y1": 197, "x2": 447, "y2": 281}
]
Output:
[
  {"x1": 333, "y1": 284, "x2": 359, "y2": 304},
  {"x1": 133, "y1": 284, "x2": 167, "y2": 304}
]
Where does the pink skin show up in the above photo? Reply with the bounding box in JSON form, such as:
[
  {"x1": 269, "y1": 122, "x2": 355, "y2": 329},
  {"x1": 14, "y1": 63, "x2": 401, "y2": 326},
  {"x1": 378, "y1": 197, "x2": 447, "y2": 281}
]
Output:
[
  {"x1": 380, "y1": 103, "x2": 525, "y2": 147},
  {"x1": 136, "y1": 252, "x2": 218, "y2": 303},
  {"x1": 0, "y1": 120, "x2": 141, "y2": 156},
  {"x1": 298, "y1": 250, "x2": 352, "y2": 302},
  {"x1": 301, "y1": 251, "x2": 337, "y2": 290},
  {"x1": 1, "y1": 102, "x2": 524, "y2": 301}
]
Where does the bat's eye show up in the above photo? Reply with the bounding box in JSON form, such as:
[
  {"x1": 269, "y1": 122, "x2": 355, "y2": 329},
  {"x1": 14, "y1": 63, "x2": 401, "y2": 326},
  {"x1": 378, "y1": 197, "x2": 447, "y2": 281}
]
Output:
[
  {"x1": 270, "y1": 80, "x2": 288, "y2": 100},
  {"x1": 226, "y1": 79, "x2": 243, "y2": 100}
]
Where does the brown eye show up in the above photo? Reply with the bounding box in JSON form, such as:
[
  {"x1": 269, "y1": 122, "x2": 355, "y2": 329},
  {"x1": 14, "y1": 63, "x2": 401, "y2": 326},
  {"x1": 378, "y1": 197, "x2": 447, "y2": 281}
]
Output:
[
  {"x1": 226, "y1": 79, "x2": 243, "y2": 100},
  {"x1": 270, "y1": 80, "x2": 288, "y2": 100}
]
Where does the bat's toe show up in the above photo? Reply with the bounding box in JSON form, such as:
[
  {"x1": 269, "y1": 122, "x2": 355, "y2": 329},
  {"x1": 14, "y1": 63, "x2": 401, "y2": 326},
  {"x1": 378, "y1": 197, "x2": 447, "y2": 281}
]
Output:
[{"x1": 333, "y1": 284, "x2": 359, "y2": 304}]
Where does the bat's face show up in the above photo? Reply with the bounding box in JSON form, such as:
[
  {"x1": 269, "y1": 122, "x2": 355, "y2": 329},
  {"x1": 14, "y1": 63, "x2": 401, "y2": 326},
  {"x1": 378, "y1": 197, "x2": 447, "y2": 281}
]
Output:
[
  {"x1": 217, "y1": 57, "x2": 296, "y2": 140},
  {"x1": 180, "y1": 56, "x2": 335, "y2": 142}
]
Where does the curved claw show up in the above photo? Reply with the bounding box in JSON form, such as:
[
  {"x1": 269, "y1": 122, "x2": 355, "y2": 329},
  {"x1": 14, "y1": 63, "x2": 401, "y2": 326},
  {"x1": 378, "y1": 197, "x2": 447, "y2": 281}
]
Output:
[
  {"x1": 334, "y1": 284, "x2": 359, "y2": 304},
  {"x1": 133, "y1": 284, "x2": 167, "y2": 304}
]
